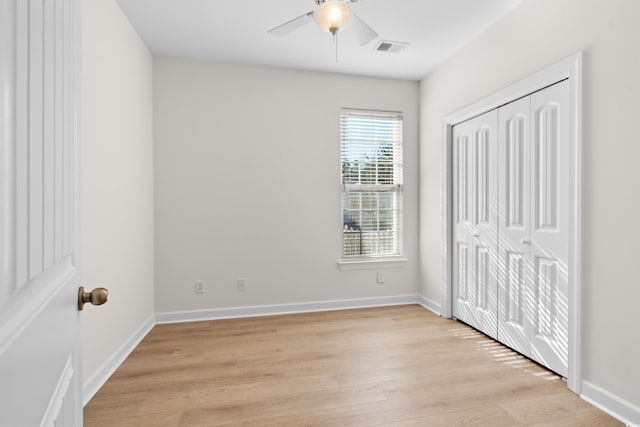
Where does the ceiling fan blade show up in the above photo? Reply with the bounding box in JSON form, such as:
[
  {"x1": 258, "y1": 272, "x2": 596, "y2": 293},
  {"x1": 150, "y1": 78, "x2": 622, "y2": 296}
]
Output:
[
  {"x1": 350, "y1": 13, "x2": 378, "y2": 45},
  {"x1": 268, "y1": 11, "x2": 314, "y2": 36}
]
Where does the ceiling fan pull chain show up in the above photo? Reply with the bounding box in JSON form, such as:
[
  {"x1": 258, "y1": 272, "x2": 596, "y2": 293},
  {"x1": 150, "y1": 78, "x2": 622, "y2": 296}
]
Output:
[{"x1": 335, "y1": 32, "x2": 338, "y2": 63}]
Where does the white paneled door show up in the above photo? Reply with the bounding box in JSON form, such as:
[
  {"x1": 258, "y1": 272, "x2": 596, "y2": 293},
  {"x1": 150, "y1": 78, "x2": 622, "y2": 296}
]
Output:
[
  {"x1": 0, "y1": 0, "x2": 83, "y2": 425},
  {"x1": 453, "y1": 80, "x2": 570, "y2": 377},
  {"x1": 452, "y1": 109, "x2": 498, "y2": 338},
  {"x1": 527, "y1": 80, "x2": 570, "y2": 376},
  {"x1": 497, "y1": 95, "x2": 532, "y2": 357},
  {"x1": 497, "y1": 80, "x2": 570, "y2": 377}
]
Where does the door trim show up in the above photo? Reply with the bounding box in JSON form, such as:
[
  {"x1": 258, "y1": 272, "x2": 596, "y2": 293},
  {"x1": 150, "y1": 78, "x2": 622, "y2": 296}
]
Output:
[{"x1": 440, "y1": 53, "x2": 583, "y2": 393}]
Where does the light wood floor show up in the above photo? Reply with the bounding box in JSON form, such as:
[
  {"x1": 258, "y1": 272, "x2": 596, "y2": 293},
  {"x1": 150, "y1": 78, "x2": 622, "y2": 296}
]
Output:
[{"x1": 84, "y1": 305, "x2": 620, "y2": 426}]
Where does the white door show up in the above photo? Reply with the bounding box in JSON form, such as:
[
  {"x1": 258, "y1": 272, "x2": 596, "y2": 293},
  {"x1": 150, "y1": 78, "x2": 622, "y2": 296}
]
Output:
[
  {"x1": 0, "y1": 0, "x2": 83, "y2": 425},
  {"x1": 452, "y1": 109, "x2": 498, "y2": 338},
  {"x1": 497, "y1": 96, "x2": 532, "y2": 356},
  {"x1": 528, "y1": 80, "x2": 570, "y2": 376},
  {"x1": 452, "y1": 120, "x2": 475, "y2": 329},
  {"x1": 497, "y1": 80, "x2": 570, "y2": 377}
]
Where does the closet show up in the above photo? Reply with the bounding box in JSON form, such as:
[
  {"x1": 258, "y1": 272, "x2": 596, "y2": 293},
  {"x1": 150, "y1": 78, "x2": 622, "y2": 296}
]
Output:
[{"x1": 452, "y1": 79, "x2": 569, "y2": 377}]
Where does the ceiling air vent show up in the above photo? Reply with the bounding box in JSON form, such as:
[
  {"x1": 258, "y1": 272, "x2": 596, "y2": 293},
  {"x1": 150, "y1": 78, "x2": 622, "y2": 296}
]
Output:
[{"x1": 374, "y1": 40, "x2": 408, "y2": 54}]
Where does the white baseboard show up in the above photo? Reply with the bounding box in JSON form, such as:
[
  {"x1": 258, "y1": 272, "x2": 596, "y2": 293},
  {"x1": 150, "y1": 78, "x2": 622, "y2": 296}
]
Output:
[
  {"x1": 155, "y1": 294, "x2": 421, "y2": 324},
  {"x1": 82, "y1": 315, "x2": 155, "y2": 406},
  {"x1": 416, "y1": 294, "x2": 441, "y2": 315},
  {"x1": 581, "y1": 380, "x2": 640, "y2": 426}
]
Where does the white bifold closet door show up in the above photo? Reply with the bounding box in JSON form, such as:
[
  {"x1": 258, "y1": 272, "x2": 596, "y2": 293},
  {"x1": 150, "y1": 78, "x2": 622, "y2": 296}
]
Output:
[
  {"x1": 452, "y1": 109, "x2": 498, "y2": 339},
  {"x1": 497, "y1": 80, "x2": 570, "y2": 377},
  {"x1": 452, "y1": 79, "x2": 570, "y2": 377}
]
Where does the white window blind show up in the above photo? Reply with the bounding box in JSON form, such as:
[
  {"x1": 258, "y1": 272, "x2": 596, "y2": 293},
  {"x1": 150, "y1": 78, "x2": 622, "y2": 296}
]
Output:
[{"x1": 341, "y1": 109, "x2": 403, "y2": 259}]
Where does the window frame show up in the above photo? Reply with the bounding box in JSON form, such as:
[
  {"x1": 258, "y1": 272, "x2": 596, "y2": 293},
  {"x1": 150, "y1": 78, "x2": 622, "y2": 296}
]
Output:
[{"x1": 338, "y1": 108, "x2": 407, "y2": 268}]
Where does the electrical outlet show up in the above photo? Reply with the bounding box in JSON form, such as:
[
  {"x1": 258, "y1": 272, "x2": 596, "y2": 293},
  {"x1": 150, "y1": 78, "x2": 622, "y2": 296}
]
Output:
[
  {"x1": 237, "y1": 278, "x2": 246, "y2": 292},
  {"x1": 195, "y1": 280, "x2": 205, "y2": 294},
  {"x1": 376, "y1": 272, "x2": 384, "y2": 284}
]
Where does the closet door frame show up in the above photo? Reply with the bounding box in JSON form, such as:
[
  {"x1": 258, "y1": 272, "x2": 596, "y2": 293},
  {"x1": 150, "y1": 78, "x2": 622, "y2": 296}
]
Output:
[{"x1": 440, "y1": 53, "x2": 583, "y2": 393}]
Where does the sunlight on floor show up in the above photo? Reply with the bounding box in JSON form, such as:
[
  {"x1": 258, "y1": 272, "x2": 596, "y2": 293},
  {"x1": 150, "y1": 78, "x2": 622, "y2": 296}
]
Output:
[{"x1": 449, "y1": 324, "x2": 561, "y2": 382}]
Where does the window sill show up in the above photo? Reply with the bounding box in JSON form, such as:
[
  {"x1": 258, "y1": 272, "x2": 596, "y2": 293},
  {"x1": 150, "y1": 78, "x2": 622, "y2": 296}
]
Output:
[{"x1": 337, "y1": 257, "x2": 408, "y2": 270}]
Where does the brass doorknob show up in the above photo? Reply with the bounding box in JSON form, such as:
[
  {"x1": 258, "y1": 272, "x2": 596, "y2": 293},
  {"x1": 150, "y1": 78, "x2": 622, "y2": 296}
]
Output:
[{"x1": 78, "y1": 286, "x2": 109, "y2": 311}]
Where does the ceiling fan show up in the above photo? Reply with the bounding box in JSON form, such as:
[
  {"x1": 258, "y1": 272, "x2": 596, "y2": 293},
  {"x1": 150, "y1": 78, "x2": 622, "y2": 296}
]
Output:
[{"x1": 268, "y1": 0, "x2": 378, "y2": 46}]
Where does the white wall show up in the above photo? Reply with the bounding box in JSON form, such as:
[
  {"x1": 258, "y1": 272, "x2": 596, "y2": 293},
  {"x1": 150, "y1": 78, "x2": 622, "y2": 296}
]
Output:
[
  {"x1": 419, "y1": 0, "x2": 640, "y2": 410},
  {"x1": 154, "y1": 58, "x2": 419, "y2": 313},
  {"x1": 80, "y1": 0, "x2": 154, "y2": 394}
]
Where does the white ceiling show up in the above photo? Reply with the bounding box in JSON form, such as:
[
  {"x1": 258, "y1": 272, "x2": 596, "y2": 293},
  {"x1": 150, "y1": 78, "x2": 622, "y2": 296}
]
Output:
[{"x1": 115, "y1": 0, "x2": 523, "y2": 81}]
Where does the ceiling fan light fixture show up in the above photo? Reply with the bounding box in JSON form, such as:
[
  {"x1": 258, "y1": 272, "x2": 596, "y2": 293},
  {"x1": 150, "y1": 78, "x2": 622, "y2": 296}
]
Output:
[{"x1": 314, "y1": 1, "x2": 352, "y2": 35}]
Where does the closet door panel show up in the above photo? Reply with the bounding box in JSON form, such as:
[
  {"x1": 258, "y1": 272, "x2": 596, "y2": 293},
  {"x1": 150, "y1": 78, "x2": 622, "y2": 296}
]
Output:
[
  {"x1": 471, "y1": 110, "x2": 498, "y2": 338},
  {"x1": 452, "y1": 120, "x2": 480, "y2": 330},
  {"x1": 452, "y1": 110, "x2": 498, "y2": 338},
  {"x1": 497, "y1": 96, "x2": 531, "y2": 356},
  {"x1": 529, "y1": 80, "x2": 570, "y2": 377}
]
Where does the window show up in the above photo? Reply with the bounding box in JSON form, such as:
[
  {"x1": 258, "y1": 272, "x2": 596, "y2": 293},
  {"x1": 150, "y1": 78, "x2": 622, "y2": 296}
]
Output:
[{"x1": 341, "y1": 109, "x2": 403, "y2": 260}]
